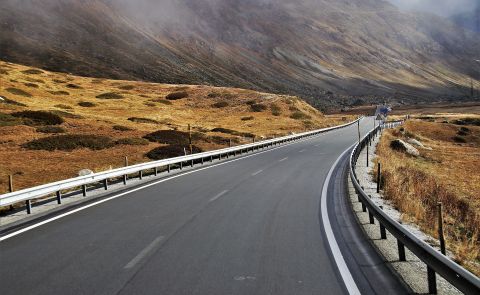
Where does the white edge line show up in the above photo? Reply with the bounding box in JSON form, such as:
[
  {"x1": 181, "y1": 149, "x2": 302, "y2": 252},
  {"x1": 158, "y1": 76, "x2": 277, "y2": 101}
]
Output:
[
  {"x1": 251, "y1": 169, "x2": 263, "y2": 176},
  {"x1": 0, "y1": 129, "x2": 328, "y2": 242},
  {"x1": 209, "y1": 190, "x2": 229, "y2": 202},
  {"x1": 278, "y1": 157, "x2": 288, "y2": 162},
  {"x1": 321, "y1": 143, "x2": 361, "y2": 295},
  {"x1": 124, "y1": 235, "x2": 164, "y2": 269}
]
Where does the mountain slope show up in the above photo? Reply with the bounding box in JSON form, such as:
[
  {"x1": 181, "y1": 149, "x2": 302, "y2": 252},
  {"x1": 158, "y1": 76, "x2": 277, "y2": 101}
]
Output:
[{"x1": 1, "y1": 0, "x2": 479, "y2": 108}]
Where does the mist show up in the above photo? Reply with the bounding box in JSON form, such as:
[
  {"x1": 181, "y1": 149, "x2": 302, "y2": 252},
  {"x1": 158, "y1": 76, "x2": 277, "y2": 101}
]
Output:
[{"x1": 387, "y1": 0, "x2": 479, "y2": 18}]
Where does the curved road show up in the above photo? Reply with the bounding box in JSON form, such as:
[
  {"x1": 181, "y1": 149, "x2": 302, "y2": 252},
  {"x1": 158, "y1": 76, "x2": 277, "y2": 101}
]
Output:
[{"x1": 0, "y1": 117, "x2": 407, "y2": 294}]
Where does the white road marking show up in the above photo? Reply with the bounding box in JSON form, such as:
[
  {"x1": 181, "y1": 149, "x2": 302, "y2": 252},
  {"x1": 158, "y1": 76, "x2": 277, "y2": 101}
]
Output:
[
  {"x1": 314, "y1": 144, "x2": 321, "y2": 147},
  {"x1": 0, "y1": 123, "x2": 355, "y2": 242},
  {"x1": 278, "y1": 157, "x2": 288, "y2": 162},
  {"x1": 209, "y1": 190, "x2": 229, "y2": 202},
  {"x1": 251, "y1": 169, "x2": 263, "y2": 176},
  {"x1": 124, "y1": 235, "x2": 164, "y2": 269},
  {"x1": 299, "y1": 149, "x2": 306, "y2": 153},
  {"x1": 321, "y1": 143, "x2": 360, "y2": 295}
]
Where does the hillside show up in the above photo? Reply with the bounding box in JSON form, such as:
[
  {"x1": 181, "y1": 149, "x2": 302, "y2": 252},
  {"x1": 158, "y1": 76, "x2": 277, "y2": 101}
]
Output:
[
  {"x1": 1, "y1": 0, "x2": 479, "y2": 109},
  {"x1": 0, "y1": 60, "x2": 350, "y2": 191}
]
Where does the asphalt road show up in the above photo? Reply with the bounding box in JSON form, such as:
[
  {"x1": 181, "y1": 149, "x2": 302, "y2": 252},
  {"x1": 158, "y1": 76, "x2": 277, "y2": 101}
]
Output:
[{"x1": 0, "y1": 117, "x2": 407, "y2": 295}]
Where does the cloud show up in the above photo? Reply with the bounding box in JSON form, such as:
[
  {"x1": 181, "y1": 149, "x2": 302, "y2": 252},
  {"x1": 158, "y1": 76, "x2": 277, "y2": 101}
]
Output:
[{"x1": 387, "y1": 0, "x2": 478, "y2": 17}]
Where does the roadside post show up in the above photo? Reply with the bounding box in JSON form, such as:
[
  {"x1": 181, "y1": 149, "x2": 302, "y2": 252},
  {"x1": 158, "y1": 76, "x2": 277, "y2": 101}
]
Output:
[{"x1": 437, "y1": 202, "x2": 446, "y2": 255}]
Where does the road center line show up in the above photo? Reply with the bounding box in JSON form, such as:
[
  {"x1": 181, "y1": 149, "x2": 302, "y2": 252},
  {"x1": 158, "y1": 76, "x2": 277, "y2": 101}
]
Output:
[
  {"x1": 251, "y1": 169, "x2": 263, "y2": 176},
  {"x1": 278, "y1": 157, "x2": 288, "y2": 162},
  {"x1": 124, "y1": 235, "x2": 164, "y2": 269},
  {"x1": 209, "y1": 190, "x2": 229, "y2": 202}
]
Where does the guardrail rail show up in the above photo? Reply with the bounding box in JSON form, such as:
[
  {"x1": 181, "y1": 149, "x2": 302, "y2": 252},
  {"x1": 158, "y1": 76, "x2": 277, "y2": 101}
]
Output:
[
  {"x1": 1, "y1": 118, "x2": 363, "y2": 214},
  {"x1": 350, "y1": 121, "x2": 480, "y2": 295}
]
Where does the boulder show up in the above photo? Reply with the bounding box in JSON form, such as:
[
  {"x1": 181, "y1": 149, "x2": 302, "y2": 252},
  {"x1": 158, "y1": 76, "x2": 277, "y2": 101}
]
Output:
[
  {"x1": 390, "y1": 139, "x2": 420, "y2": 156},
  {"x1": 78, "y1": 169, "x2": 94, "y2": 176}
]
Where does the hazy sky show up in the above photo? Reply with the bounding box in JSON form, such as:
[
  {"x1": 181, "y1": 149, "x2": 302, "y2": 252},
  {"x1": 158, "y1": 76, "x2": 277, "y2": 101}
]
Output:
[{"x1": 388, "y1": 0, "x2": 479, "y2": 17}]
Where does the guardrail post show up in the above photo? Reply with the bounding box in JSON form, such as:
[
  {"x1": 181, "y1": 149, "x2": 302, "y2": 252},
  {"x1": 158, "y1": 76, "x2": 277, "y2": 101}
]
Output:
[
  {"x1": 180, "y1": 162, "x2": 183, "y2": 170},
  {"x1": 154, "y1": 167, "x2": 158, "y2": 176},
  {"x1": 82, "y1": 185, "x2": 87, "y2": 196},
  {"x1": 168, "y1": 164, "x2": 171, "y2": 173},
  {"x1": 427, "y1": 266, "x2": 437, "y2": 294},
  {"x1": 139, "y1": 170, "x2": 143, "y2": 180},
  {"x1": 377, "y1": 162, "x2": 381, "y2": 193},
  {"x1": 201, "y1": 158, "x2": 204, "y2": 165},
  {"x1": 380, "y1": 222, "x2": 387, "y2": 239},
  {"x1": 366, "y1": 144, "x2": 369, "y2": 167},
  {"x1": 56, "y1": 191, "x2": 62, "y2": 204},
  {"x1": 191, "y1": 159, "x2": 194, "y2": 167},
  {"x1": 8, "y1": 174, "x2": 13, "y2": 193},
  {"x1": 103, "y1": 179, "x2": 108, "y2": 190},
  {"x1": 229, "y1": 139, "x2": 232, "y2": 147},
  {"x1": 124, "y1": 156, "x2": 128, "y2": 184},
  {"x1": 210, "y1": 155, "x2": 213, "y2": 162},
  {"x1": 369, "y1": 211, "x2": 375, "y2": 224},
  {"x1": 25, "y1": 200, "x2": 32, "y2": 214},
  {"x1": 437, "y1": 202, "x2": 446, "y2": 255},
  {"x1": 397, "y1": 240, "x2": 406, "y2": 261},
  {"x1": 361, "y1": 202, "x2": 366, "y2": 212}
]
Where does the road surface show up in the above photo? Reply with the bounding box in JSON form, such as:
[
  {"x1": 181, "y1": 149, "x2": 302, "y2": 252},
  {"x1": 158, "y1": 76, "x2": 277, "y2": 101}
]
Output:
[{"x1": 0, "y1": 117, "x2": 407, "y2": 294}]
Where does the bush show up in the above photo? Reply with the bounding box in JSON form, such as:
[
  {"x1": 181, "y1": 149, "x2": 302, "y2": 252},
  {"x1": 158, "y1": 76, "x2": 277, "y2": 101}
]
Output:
[
  {"x1": 0, "y1": 113, "x2": 23, "y2": 127},
  {"x1": 78, "y1": 101, "x2": 96, "y2": 107},
  {"x1": 290, "y1": 111, "x2": 311, "y2": 120},
  {"x1": 128, "y1": 117, "x2": 159, "y2": 124},
  {"x1": 113, "y1": 125, "x2": 133, "y2": 131},
  {"x1": 23, "y1": 135, "x2": 115, "y2": 151},
  {"x1": 213, "y1": 101, "x2": 229, "y2": 108},
  {"x1": 211, "y1": 128, "x2": 254, "y2": 138},
  {"x1": 24, "y1": 83, "x2": 39, "y2": 88},
  {"x1": 49, "y1": 91, "x2": 70, "y2": 96},
  {"x1": 0, "y1": 97, "x2": 27, "y2": 107},
  {"x1": 166, "y1": 91, "x2": 188, "y2": 100},
  {"x1": 250, "y1": 104, "x2": 267, "y2": 112},
  {"x1": 246, "y1": 100, "x2": 256, "y2": 105},
  {"x1": 22, "y1": 69, "x2": 43, "y2": 75},
  {"x1": 149, "y1": 98, "x2": 173, "y2": 105},
  {"x1": 453, "y1": 136, "x2": 467, "y2": 143},
  {"x1": 146, "y1": 145, "x2": 203, "y2": 160},
  {"x1": 96, "y1": 92, "x2": 123, "y2": 99},
  {"x1": 54, "y1": 104, "x2": 73, "y2": 110},
  {"x1": 115, "y1": 137, "x2": 149, "y2": 146},
  {"x1": 452, "y1": 118, "x2": 480, "y2": 126},
  {"x1": 241, "y1": 116, "x2": 254, "y2": 121},
  {"x1": 208, "y1": 92, "x2": 221, "y2": 98},
  {"x1": 53, "y1": 79, "x2": 66, "y2": 84},
  {"x1": 118, "y1": 85, "x2": 135, "y2": 90},
  {"x1": 271, "y1": 104, "x2": 281, "y2": 116},
  {"x1": 66, "y1": 83, "x2": 82, "y2": 89},
  {"x1": 144, "y1": 130, "x2": 190, "y2": 145},
  {"x1": 460, "y1": 127, "x2": 470, "y2": 133},
  {"x1": 36, "y1": 126, "x2": 66, "y2": 134},
  {"x1": 457, "y1": 130, "x2": 468, "y2": 136},
  {"x1": 6, "y1": 88, "x2": 32, "y2": 97},
  {"x1": 50, "y1": 110, "x2": 83, "y2": 119},
  {"x1": 144, "y1": 102, "x2": 156, "y2": 107},
  {"x1": 11, "y1": 111, "x2": 64, "y2": 125}
]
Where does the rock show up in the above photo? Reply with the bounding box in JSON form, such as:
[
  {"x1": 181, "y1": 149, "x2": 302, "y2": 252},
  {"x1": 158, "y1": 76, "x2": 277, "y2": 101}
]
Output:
[
  {"x1": 78, "y1": 169, "x2": 94, "y2": 176},
  {"x1": 390, "y1": 139, "x2": 420, "y2": 156},
  {"x1": 407, "y1": 138, "x2": 424, "y2": 147}
]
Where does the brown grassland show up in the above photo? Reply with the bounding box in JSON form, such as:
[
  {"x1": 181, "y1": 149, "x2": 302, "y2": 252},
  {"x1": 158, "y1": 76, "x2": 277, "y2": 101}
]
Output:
[
  {"x1": 375, "y1": 116, "x2": 480, "y2": 275},
  {"x1": 0, "y1": 60, "x2": 352, "y2": 193}
]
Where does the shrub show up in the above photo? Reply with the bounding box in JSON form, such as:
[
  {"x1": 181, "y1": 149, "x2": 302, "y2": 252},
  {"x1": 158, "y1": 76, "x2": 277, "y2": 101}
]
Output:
[
  {"x1": 22, "y1": 69, "x2": 43, "y2": 75},
  {"x1": 289, "y1": 106, "x2": 298, "y2": 112},
  {"x1": 250, "y1": 104, "x2": 267, "y2": 112},
  {"x1": 271, "y1": 104, "x2": 281, "y2": 116},
  {"x1": 11, "y1": 111, "x2": 64, "y2": 125},
  {"x1": 113, "y1": 125, "x2": 133, "y2": 131},
  {"x1": 0, "y1": 113, "x2": 23, "y2": 127},
  {"x1": 36, "y1": 126, "x2": 66, "y2": 134},
  {"x1": 78, "y1": 101, "x2": 96, "y2": 107},
  {"x1": 6, "y1": 88, "x2": 32, "y2": 97},
  {"x1": 457, "y1": 130, "x2": 468, "y2": 136},
  {"x1": 144, "y1": 130, "x2": 189, "y2": 145},
  {"x1": 49, "y1": 91, "x2": 70, "y2": 96},
  {"x1": 146, "y1": 145, "x2": 203, "y2": 160},
  {"x1": 166, "y1": 91, "x2": 188, "y2": 100},
  {"x1": 118, "y1": 85, "x2": 135, "y2": 90},
  {"x1": 0, "y1": 97, "x2": 27, "y2": 107},
  {"x1": 452, "y1": 118, "x2": 480, "y2": 126},
  {"x1": 96, "y1": 92, "x2": 123, "y2": 99},
  {"x1": 211, "y1": 128, "x2": 254, "y2": 138},
  {"x1": 53, "y1": 79, "x2": 66, "y2": 84},
  {"x1": 213, "y1": 101, "x2": 229, "y2": 108},
  {"x1": 128, "y1": 117, "x2": 159, "y2": 124},
  {"x1": 24, "y1": 83, "x2": 39, "y2": 88},
  {"x1": 54, "y1": 104, "x2": 73, "y2": 110},
  {"x1": 149, "y1": 98, "x2": 172, "y2": 105},
  {"x1": 460, "y1": 127, "x2": 470, "y2": 133},
  {"x1": 246, "y1": 100, "x2": 256, "y2": 105},
  {"x1": 66, "y1": 83, "x2": 82, "y2": 89},
  {"x1": 50, "y1": 110, "x2": 83, "y2": 119},
  {"x1": 241, "y1": 116, "x2": 254, "y2": 121},
  {"x1": 23, "y1": 134, "x2": 115, "y2": 151},
  {"x1": 144, "y1": 102, "x2": 156, "y2": 107},
  {"x1": 115, "y1": 137, "x2": 149, "y2": 146},
  {"x1": 453, "y1": 136, "x2": 467, "y2": 143},
  {"x1": 290, "y1": 111, "x2": 311, "y2": 120},
  {"x1": 208, "y1": 92, "x2": 221, "y2": 98}
]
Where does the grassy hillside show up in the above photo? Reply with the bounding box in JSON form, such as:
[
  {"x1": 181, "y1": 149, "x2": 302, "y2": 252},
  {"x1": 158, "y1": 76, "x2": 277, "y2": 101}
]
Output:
[{"x1": 0, "y1": 61, "x2": 351, "y2": 191}]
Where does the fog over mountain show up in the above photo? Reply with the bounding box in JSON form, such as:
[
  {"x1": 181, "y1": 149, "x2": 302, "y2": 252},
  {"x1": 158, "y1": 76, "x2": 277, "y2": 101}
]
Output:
[{"x1": 1, "y1": 0, "x2": 479, "y2": 108}]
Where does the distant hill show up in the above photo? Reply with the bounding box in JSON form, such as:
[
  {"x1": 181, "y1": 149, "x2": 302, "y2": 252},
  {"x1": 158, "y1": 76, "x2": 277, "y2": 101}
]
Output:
[{"x1": 1, "y1": 0, "x2": 479, "y2": 109}]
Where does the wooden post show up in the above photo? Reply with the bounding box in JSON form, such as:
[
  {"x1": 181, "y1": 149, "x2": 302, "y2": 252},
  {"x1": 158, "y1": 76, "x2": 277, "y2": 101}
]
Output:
[
  {"x1": 229, "y1": 139, "x2": 232, "y2": 147},
  {"x1": 377, "y1": 162, "x2": 381, "y2": 193},
  {"x1": 437, "y1": 202, "x2": 446, "y2": 255},
  {"x1": 125, "y1": 156, "x2": 128, "y2": 167},
  {"x1": 8, "y1": 174, "x2": 13, "y2": 193},
  {"x1": 188, "y1": 124, "x2": 193, "y2": 154},
  {"x1": 366, "y1": 144, "x2": 369, "y2": 167},
  {"x1": 357, "y1": 120, "x2": 361, "y2": 143}
]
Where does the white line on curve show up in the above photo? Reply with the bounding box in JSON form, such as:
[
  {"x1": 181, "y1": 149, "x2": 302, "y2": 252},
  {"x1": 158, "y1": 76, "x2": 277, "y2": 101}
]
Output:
[
  {"x1": 299, "y1": 149, "x2": 306, "y2": 153},
  {"x1": 0, "y1": 124, "x2": 353, "y2": 242},
  {"x1": 278, "y1": 157, "x2": 288, "y2": 162},
  {"x1": 209, "y1": 190, "x2": 229, "y2": 202},
  {"x1": 251, "y1": 169, "x2": 263, "y2": 176},
  {"x1": 124, "y1": 235, "x2": 164, "y2": 269},
  {"x1": 321, "y1": 143, "x2": 360, "y2": 295}
]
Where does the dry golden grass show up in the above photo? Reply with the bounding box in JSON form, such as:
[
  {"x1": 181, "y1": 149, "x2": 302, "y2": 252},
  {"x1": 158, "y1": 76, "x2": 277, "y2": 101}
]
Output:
[
  {"x1": 0, "y1": 60, "x2": 352, "y2": 192},
  {"x1": 375, "y1": 118, "x2": 480, "y2": 275}
]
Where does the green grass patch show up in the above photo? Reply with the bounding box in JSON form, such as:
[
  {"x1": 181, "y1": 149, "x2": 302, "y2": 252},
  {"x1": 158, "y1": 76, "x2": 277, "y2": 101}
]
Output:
[
  {"x1": 290, "y1": 111, "x2": 311, "y2": 120},
  {"x1": 0, "y1": 113, "x2": 23, "y2": 127},
  {"x1": 23, "y1": 134, "x2": 115, "y2": 151}
]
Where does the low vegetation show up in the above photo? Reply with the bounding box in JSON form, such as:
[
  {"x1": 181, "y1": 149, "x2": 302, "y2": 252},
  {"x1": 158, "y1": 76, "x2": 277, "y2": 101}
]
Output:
[
  {"x1": 149, "y1": 98, "x2": 172, "y2": 105},
  {"x1": 250, "y1": 103, "x2": 267, "y2": 112},
  {"x1": 36, "y1": 126, "x2": 66, "y2": 134},
  {"x1": 6, "y1": 87, "x2": 32, "y2": 97},
  {"x1": 128, "y1": 117, "x2": 159, "y2": 124},
  {"x1": 271, "y1": 103, "x2": 281, "y2": 116},
  {"x1": 211, "y1": 127, "x2": 254, "y2": 138},
  {"x1": 213, "y1": 101, "x2": 229, "y2": 108},
  {"x1": 115, "y1": 137, "x2": 149, "y2": 146},
  {"x1": 166, "y1": 91, "x2": 188, "y2": 100},
  {"x1": 290, "y1": 111, "x2": 311, "y2": 120},
  {"x1": 144, "y1": 130, "x2": 190, "y2": 145},
  {"x1": 21, "y1": 69, "x2": 43, "y2": 75},
  {"x1": 0, "y1": 113, "x2": 23, "y2": 126},
  {"x1": 11, "y1": 111, "x2": 64, "y2": 125},
  {"x1": 146, "y1": 145, "x2": 203, "y2": 160},
  {"x1": 49, "y1": 90, "x2": 69, "y2": 96},
  {"x1": 0, "y1": 97, "x2": 27, "y2": 107},
  {"x1": 78, "y1": 101, "x2": 96, "y2": 107},
  {"x1": 113, "y1": 125, "x2": 133, "y2": 131},
  {"x1": 23, "y1": 134, "x2": 115, "y2": 151},
  {"x1": 96, "y1": 92, "x2": 123, "y2": 99}
]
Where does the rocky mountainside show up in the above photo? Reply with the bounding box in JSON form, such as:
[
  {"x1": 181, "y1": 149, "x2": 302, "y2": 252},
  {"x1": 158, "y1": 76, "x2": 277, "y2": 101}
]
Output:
[{"x1": 1, "y1": 0, "x2": 479, "y2": 108}]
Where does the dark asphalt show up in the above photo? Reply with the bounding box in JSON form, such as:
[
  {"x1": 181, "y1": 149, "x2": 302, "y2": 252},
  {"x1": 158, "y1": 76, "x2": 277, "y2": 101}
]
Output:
[{"x1": 0, "y1": 118, "x2": 407, "y2": 295}]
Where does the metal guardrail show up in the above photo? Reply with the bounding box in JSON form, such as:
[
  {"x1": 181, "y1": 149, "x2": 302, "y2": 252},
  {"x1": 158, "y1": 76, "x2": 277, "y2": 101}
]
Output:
[
  {"x1": 1, "y1": 118, "x2": 362, "y2": 213},
  {"x1": 350, "y1": 121, "x2": 480, "y2": 295}
]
